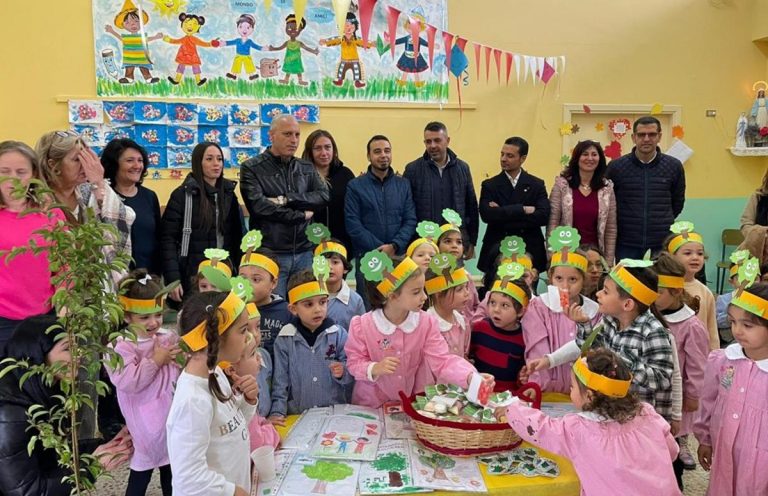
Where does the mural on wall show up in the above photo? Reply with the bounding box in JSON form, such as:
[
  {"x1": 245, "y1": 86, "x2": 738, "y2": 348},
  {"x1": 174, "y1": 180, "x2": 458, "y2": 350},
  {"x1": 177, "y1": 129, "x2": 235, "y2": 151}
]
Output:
[{"x1": 93, "y1": 0, "x2": 450, "y2": 102}]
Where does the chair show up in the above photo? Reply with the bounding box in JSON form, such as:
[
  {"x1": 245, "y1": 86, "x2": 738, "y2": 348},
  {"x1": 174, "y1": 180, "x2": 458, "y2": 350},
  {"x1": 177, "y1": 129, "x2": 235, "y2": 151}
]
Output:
[{"x1": 716, "y1": 228, "x2": 745, "y2": 294}]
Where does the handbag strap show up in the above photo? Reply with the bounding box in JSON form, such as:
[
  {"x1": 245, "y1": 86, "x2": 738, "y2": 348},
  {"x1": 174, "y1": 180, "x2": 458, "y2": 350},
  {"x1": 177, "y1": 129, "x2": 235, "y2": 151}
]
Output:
[{"x1": 180, "y1": 190, "x2": 193, "y2": 258}]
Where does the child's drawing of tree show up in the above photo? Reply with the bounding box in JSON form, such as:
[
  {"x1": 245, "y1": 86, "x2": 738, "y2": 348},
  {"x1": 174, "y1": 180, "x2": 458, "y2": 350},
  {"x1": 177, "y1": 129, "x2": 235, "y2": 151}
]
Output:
[
  {"x1": 371, "y1": 451, "x2": 407, "y2": 487},
  {"x1": 302, "y1": 460, "x2": 354, "y2": 494},
  {"x1": 418, "y1": 450, "x2": 455, "y2": 480}
]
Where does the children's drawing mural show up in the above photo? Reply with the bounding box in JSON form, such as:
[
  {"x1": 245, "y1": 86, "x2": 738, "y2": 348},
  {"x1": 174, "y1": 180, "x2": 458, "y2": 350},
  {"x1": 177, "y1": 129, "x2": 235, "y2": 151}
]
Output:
[{"x1": 93, "y1": 0, "x2": 450, "y2": 102}]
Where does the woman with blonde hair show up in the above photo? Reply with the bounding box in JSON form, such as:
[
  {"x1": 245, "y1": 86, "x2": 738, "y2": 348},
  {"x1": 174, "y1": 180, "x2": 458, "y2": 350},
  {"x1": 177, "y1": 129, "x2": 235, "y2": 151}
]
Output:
[
  {"x1": 36, "y1": 130, "x2": 135, "y2": 285},
  {"x1": 0, "y1": 140, "x2": 65, "y2": 345}
]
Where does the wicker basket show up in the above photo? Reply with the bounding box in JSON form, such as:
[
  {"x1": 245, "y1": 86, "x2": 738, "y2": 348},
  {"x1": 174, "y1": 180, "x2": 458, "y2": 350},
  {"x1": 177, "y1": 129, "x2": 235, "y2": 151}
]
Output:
[{"x1": 398, "y1": 382, "x2": 542, "y2": 457}]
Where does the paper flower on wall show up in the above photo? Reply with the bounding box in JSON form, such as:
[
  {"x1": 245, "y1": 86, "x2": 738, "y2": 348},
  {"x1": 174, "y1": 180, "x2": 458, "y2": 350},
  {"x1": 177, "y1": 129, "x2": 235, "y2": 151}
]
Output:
[
  {"x1": 672, "y1": 125, "x2": 685, "y2": 139},
  {"x1": 604, "y1": 141, "x2": 622, "y2": 160},
  {"x1": 559, "y1": 123, "x2": 573, "y2": 136},
  {"x1": 571, "y1": 124, "x2": 580, "y2": 134},
  {"x1": 595, "y1": 122, "x2": 604, "y2": 132},
  {"x1": 608, "y1": 118, "x2": 631, "y2": 140}
]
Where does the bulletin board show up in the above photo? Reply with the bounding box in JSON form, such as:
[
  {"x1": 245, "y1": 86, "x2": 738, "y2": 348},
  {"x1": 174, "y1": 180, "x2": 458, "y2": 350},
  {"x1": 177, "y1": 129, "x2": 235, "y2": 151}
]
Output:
[{"x1": 560, "y1": 104, "x2": 683, "y2": 165}]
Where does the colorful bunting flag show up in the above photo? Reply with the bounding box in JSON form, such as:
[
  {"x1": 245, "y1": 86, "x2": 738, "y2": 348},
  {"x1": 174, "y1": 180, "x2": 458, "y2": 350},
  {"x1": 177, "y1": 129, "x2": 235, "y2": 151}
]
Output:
[
  {"x1": 331, "y1": 0, "x2": 353, "y2": 37},
  {"x1": 425, "y1": 23, "x2": 437, "y2": 71},
  {"x1": 386, "y1": 5, "x2": 401, "y2": 58},
  {"x1": 358, "y1": 0, "x2": 377, "y2": 43}
]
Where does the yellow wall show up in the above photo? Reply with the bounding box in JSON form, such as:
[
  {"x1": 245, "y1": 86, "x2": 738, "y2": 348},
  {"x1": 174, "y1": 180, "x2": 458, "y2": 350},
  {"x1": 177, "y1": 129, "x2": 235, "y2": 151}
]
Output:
[{"x1": 2, "y1": 0, "x2": 767, "y2": 206}]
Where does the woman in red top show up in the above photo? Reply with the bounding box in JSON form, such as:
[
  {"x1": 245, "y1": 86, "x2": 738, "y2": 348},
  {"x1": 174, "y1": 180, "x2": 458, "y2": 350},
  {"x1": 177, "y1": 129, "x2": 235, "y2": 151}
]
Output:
[{"x1": 547, "y1": 140, "x2": 617, "y2": 265}]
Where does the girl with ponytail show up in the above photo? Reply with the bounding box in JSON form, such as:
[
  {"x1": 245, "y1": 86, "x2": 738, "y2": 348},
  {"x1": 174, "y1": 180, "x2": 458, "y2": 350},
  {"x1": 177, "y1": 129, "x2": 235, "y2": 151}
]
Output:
[{"x1": 166, "y1": 291, "x2": 257, "y2": 496}]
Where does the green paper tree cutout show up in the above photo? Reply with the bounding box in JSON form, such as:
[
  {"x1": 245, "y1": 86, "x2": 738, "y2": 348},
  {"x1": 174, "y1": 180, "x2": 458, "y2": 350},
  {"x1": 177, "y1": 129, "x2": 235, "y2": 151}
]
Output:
[
  {"x1": 417, "y1": 449, "x2": 456, "y2": 481},
  {"x1": 617, "y1": 258, "x2": 654, "y2": 269},
  {"x1": 548, "y1": 226, "x2": 580, "y2": 262},
  {"x1": 204, "y1": 248, "x2": 229, "y2": 266},
  {"x1": 360, "y1": 250, "x2": 395, "y2": 283},
  {"x1": 302, "y1": 460, "x2": 355, "y2": 494},
  {"x1": 312, "y1": 255, "x2": 330, "y2": 291},
  {"x1": 416, "y1": 220, "x2": 440, "y2": 241},
  {"x1": 441, "y1": 208, "x2": 462, "y2": 229},
  {"x1": 736, "y1": 256, "x2": 761, "y2": 296},
  {"x1": 240, "y1": 230, "x2": 263, "y2": 255},
  {"x1": 155, "y1": 280, "x2": 180, "y2": 307},
  {"x1": 730, "y1": 249, "x2": 750, "y2": 265},
  {"x1": 499, "y1": 235, "x2": 526, "y2": 261},
  {"x1": 306, "y1": 222, "x2": 331, "y2": 247},
  {"x1": 229, "y1": 276, "x2": 254, "y2": 302},
  {"x1": 371, "y1": 452, "x2": 407, "y2": 488},
  {"x1": 429, "y1": 253, "x2": 457, "y2": 284},
  {"x1": 496, "y1": 262, "x2": 525, "y2": 289},
  {"x1": 670, "y1": 221, "x2": 695, "y2": 236}
]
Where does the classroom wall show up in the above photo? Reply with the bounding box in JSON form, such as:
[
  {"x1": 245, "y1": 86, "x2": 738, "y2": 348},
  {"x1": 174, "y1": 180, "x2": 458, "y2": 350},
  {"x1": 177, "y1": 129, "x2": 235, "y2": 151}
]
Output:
[{"x1": 2, "y1": 0, "x2": 766, "y2": 285}]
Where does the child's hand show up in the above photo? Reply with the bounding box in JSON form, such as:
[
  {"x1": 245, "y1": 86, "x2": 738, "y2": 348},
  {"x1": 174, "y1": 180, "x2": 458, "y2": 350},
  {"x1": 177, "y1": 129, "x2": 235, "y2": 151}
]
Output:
[
  {"x1": 520, "y1": 357, "x2": 551, "y2": 383},
  {"x1": 698, "y1": 444, "x2": 712, "y2": 471},
  {"x1": 329, "y1": 361, "x2": 344, "y2": 379},
  {"x1": 231, "y1": 372, "x2": 259, "y2": 404},
  {"x1": 683, "y1": 397, "x2": 699, "y2": 412},
  {"x1": 493, "y1": 406, "x2": 508, "y2": 423},
  {"x1": 670, "y1": 420, "x2": 680, "y2": 437},
  {"x1": 268, "y1": 415, "x2": 286, "y2": 426},
  {"x1": 152, "y1": 337, "x2": 174, "y2": 366},
  {"x1": 372, "y1": 357, "x2": 399, "y2": 378},
  {"x1": 319, "y1": 39, "x2": 327, "y2": 46},
  {"x1": 479, "y1": 373, "x2": 495, "y2": 391},
  {"x1": 566, "y1": 302, "x2": 590, "y2": 323}
]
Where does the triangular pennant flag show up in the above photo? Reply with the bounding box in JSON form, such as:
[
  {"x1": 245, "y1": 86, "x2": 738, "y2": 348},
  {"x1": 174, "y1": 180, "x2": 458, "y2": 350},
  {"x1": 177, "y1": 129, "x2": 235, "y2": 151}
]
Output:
[
  {"x1": 540, "y1": 58, "x2": 555, "y2": 84},
  {"x1": 331, "y1": 0, "x2": 353, "y2": 37},
  {"x1": 455, "y1": 36, "x2": 468, "y2": 52},
  {"x1": 484, "y1": 45, "x2": 492, "y2": 83},
  {"x1": 294, "y1": 0, "x2": 308, "y2": 26},
  {"x1": 358, "y1": 0, "x2": 377, "y2": 43},
  {"x1": 528, "y1": 56, "x2": 538, "y2": 85},
  {"x1": 514, "y1": 54, "x2": 521, "y2": 84},
  {"x1": 425, "y1": 23, "x2": 437, "y2": 71},
  {"x1": 493, "y1": 48, "x2": 502, "y2": 84},
  {"x1": 442, "y1": 31, "x2": 454, "y2": 76},
  {"x1": 473, "y1": 42, "x2": 482, "y2": 81},
  {"x1": 536, "y1": 57, "x2": 545, "y2": 83},
  {"x1": 522, "y1": 55, "x2": 531, "y2": 83},
  {"x1": 408, "y1": 16, "x2": 422, "y2": 57},
  {"x1": 560, "y1": 56, "x2": 566, "y2": 75},
  {"x1": 386, "y1": 5, "x2": 401, "y2": 58},
  {"x1": 505, "y1": 51, "x2": 514, "y2": 85},
  {"x1": 265, "y1": 0, "x2": 272, "y2": 12}
]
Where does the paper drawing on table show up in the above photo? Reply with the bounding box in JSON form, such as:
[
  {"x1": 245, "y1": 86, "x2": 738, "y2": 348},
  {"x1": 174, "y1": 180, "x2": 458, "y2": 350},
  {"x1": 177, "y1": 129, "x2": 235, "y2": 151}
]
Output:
[
  {"x1": 409, "y1": 440, "x2": 487, "y2": 492},
  {"x1": 310, "y1": 414, "x2": 382, "y2": 461},
  {"x1": 278, "y1": 454, "x2": 360, "y2": 496},
  {"x1": 358, "y1": 440, "x2": 430, "y2": 495},
  {"x1": 253, "y1": 448, "x2": 296, "y2": 496}
]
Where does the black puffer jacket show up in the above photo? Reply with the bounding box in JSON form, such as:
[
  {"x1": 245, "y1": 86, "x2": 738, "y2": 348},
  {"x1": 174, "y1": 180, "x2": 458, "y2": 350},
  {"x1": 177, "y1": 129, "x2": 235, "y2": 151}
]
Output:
[
  {"x1": 312, "y1": 161, "x2": 356, "y2": 251},
  {"x1": 606, "y1": 148, "x2": 686, "y2": 250},
  {"x1": 0, "y1": 373, "x2": 70, "y2": 495},
  {"x1": 403, "y1": 149, "x2": 479, "y2": 246},
  {"x1": 240, "y1": 150, "x2": 330, "y2": 254},
  {"x1": 160, "y1": 174, "x2": 243, "y2": 290}
]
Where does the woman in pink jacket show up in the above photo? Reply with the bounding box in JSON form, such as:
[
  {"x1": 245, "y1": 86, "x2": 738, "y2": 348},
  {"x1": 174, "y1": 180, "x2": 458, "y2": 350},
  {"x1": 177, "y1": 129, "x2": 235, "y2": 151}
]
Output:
[{"x1": 548, "y1": 140, "x2": 617, "y2": 265}]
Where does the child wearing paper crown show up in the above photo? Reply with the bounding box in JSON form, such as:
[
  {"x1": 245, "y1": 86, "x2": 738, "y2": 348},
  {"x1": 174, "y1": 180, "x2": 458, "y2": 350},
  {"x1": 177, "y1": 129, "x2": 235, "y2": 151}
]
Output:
[
  {"x1": 167, "y1": 291, "x2": 257, "y2": 496},
  {"x1": 345, "y1": 251, "x2": 493, "y2": 408},
  {"x1": 521, "y1": 227, "x2": 601, "y2": 393},
  {"x1": 268, "y1": 259, "x2": 354, "y2": 424},
  {"x1": 194, "y1": 249, "x2": 234, "y2": 293},
  {"x1": 470, "y1": 262, "x2": 532, "y2": 392},
  {"x1": 664, "y1": 221, "x2": 718, "y2": 350},
  {"x1": 472, "y1": 235, "x2": 537, "y2": 324},
  {"x1": 497, "y1": 348, "x2": 681, "y2": 496},
  {"x1": 653, "y1": 253, "x2": 709, "y2": 476},
  {"x1": 523, "y1": 259, "x2": 676, "y2": 421},
  {"x1": 437, "y1": 209, "x2": 480, "y2": 324},
  {"x1": 238, "y1": 230, "x2": 290, "y2": 356},
  {"x1": 716, "y1": 262, "x2": 742, "y2": 344},
  {"x1": 306, "y1": 223, "x2": 365, "y2": 331},
  {"x1": 694, "y1": 273, "x2": 768, "y2": 496},
  {"x1": 423, "y1": 253, "x2": 472, "y2": 359},
  {"x1": 109, "y1": 270, "x2": 181, "y2": 496},
  {"x1": 407, "y1": 221, "x2": 440, "y2": 272}
]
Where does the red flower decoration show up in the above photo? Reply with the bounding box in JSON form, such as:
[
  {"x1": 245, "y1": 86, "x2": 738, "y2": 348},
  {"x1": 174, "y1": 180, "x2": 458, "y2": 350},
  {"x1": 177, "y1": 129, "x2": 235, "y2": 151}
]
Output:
[
  {"x1": 760, "y1": 127, "x2": 768, "y2": 137},
  {"x1": 604, "y1": 140, "x2": 623, "y2": 161}
]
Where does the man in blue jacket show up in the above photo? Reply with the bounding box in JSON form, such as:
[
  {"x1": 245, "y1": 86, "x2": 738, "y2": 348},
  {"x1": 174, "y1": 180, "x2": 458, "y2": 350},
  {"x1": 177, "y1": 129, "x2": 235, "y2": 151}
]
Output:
[
  {"x1": 606, "y1": 116, "x2": 686, "y2": 260},
  {"x1": 345, "y1": 135, "x2": 417, "y2": 308}
]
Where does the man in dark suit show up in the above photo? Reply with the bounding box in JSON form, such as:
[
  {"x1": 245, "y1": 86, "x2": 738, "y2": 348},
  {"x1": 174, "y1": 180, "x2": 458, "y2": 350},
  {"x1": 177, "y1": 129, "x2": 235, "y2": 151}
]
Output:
[{"x1": 478, "y1": 137, "x2": 550, "y2": 278}]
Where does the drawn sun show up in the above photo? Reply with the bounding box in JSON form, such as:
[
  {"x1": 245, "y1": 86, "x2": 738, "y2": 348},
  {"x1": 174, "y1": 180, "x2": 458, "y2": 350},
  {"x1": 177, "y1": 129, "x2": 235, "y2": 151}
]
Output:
[{"x1": 149, "y1": 0, "x2": 187, "y2": 18}]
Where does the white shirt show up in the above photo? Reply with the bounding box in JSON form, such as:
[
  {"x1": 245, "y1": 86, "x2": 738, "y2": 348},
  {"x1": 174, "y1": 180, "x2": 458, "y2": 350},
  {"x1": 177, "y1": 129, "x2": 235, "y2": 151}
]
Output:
[
  {"x1": 167, "y1": 368, "x2": 257, "y2": 496},
  {"x1": 505, "y1": 169, "x2": 522, "y2": 188}
]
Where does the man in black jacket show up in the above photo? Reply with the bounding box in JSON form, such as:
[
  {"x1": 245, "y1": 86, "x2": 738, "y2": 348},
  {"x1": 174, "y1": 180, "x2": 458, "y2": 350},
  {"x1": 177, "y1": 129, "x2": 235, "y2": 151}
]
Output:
[
  {"x1": 240, "y1": 114, "x2": 330, "y2": 297},
  {"x1": 403, "y1": 121, "x2": 479, "y2": 258},
  {"x1": 606, "y1": 116, "x2": 686, "y2": 260},
  {"x1": 478, "y1": 137, "x2": 550, "y2": 276}
]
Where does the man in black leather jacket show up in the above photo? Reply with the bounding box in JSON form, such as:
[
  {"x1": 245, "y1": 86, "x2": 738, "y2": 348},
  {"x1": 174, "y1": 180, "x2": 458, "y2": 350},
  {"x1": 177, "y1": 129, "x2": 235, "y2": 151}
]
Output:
[{"x1": 240, "y1": 114, "x2": 330, "y2": 297}]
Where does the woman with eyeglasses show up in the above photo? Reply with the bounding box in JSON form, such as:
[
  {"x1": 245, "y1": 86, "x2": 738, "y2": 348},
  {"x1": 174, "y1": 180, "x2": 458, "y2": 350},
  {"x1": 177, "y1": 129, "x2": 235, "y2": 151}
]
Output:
[
  {"x1": 35, "y1": 130, "x2": 135, "y2": 287},
  {"x1": 101, "y1": 138, "x2": 162, "y2": 274},
  {"x1": 0, "y1": 141, "x2": 66, "y2": 347},
  {"x1": 547, "y1": 140, "x2": 617, "y2": 265}
]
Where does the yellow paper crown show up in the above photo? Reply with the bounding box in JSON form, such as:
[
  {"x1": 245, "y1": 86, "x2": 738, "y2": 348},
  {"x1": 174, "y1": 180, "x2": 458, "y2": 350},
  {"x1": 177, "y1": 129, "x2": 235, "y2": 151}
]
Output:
[
  {"x1": 246, "y1": 302, "x2": 260, "y2": 320},
  {"x1": 377, "y1": 257, "x2": 420, "y2": 297},
  {"x1": 668, "y1": 221, "x2": 704, "y2": 254},
  {"x1": 288, "y1": 281, "x2": 328, "y2": 304},
  {"x1": 198, "y1": 259, "x2": 232, "y2": 278},
  {"x1": 573, "y1": 357, "x2": 632, "y2": 398},
  {"x1": 314, "y1": 241, "x2": 348, "y2": 260},
  {"x1": 490, "y1": 280, "x2": 529, "y2": 307},
  {"x1": 609, "y1": 264, "x2": 659, "y2": 306},
  {"x1": 407, "y1": 238, "x2": 439, "y2": 257},
  {"x1": 732, "y1": 289, "x2": 768, "y2": 319},
  {"x1": 240, "y1": 252, "x2": 279, "y2": 279},
  {"x1": 181, "y1": 291, "x2": 246, "y2": 352},
  {"x1": 551, "y1": 251, "x2": 588, "y2": 273},
  {"x1": 657, "y1": 274, "x2": 685, "y2": 289},
  {"x1": 425, "y1": 267, "x2": 469, "y2": 295},
  {"x1": 118, "y1": 295, "x2": 165, "y2": 315},
  {"x1": 502, "y1": 255, "x2": 533, "y2": 271},
  {"x1": 729, "y1": 264, "x2": 739, "y2": 278}
]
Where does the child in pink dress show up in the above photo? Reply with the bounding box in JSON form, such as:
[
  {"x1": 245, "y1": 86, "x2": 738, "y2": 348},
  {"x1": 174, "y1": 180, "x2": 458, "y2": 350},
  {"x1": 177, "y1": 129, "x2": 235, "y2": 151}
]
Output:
[
  {"x1": 653, "y1": 253, "x2": 709, "y2": 474},
  {"x1": 110, "y1": 270, "x2": 182, "y2": 496},
  {"x1": 345, "y1": 252, "x2": 490, "y2": 408},
  {"x1": 498, "y1": 348, "x2": 681, "y2": 496},
  {"x1": 424, "y1": 254, "x2": 471, "y2": 358},
  {"x1": 435, "y1": 209, "x2": 479, "y2": 324},
  {"x1": 694, "y1": 279, "x2": 768, "y2": 496},
  {"x1": 522, "y1": 228, "x2": 601, "y2": 393}
]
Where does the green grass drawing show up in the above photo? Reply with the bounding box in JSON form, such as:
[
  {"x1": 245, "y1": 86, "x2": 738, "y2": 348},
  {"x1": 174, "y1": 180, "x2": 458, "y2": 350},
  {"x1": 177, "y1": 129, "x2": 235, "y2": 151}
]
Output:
[{"x1": 97, "y1": 75, "x2": 448, "y2": 102}]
